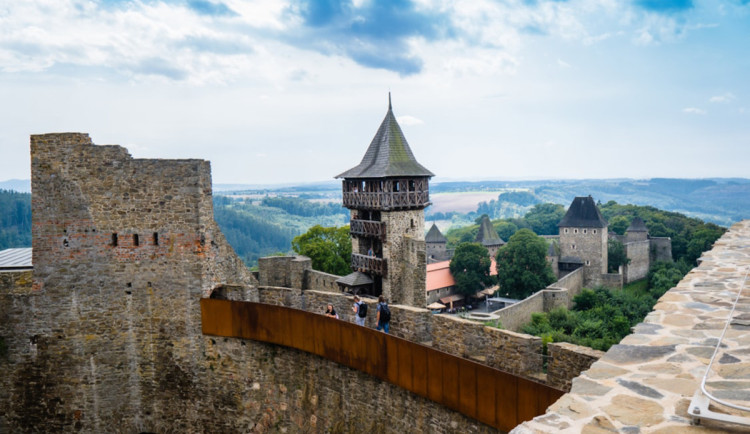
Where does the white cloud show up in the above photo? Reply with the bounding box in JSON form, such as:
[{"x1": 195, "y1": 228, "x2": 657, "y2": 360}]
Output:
[
  {"x1": 710, "y1": 92, "x2": 736, "y2": 103},
  {"x1": 557, "y1": 59, "x2": 571, "y2": 68},
  {"x1": 397, "y1": 115, "x2": 424, "y2": 126},
  {"x1": 682, "y1": 107, "x2": 707, "y2": 115}
]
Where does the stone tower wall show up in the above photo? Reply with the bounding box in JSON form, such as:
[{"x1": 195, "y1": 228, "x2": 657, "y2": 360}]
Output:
[
  {"x1": 1, "y1": 133, "x2": 256, "y2": 432},
  {"x1": 559, "y1": 225, "x2": 607, "y2": 287},
  {"x1": 426, "y1": 240, "x2": 446, "y2": 260},
  {"x1": 381, "y1": 209, "x2": 425, "y2": 305},
  {"x1": 623, "y1": 239, "x2": 650, "y2": 284},
  {"x1": 397, "y1": 236, "x2": 427, "y2": 306},
  {"x1": 650, "y1": 236, "x2": 673, "y2": 263}
]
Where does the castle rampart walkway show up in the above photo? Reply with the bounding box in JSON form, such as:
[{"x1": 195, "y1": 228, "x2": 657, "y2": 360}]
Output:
[
  {"x1": 201, "y1": 298, "x2": 564, "y2": 432},
  {"x1": 516, "y1": 220, "x2": 750, "y2": 433}
]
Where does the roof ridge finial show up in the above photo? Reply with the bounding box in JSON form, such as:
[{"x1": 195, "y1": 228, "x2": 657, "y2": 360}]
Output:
[{"x1": 388, "y1": 91, "x2": 392, "y2": 110}]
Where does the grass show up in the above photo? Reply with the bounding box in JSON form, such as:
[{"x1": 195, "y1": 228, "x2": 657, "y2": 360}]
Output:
[{"x1": 622, "y1": 279, "x2": 649, "y2": 297}]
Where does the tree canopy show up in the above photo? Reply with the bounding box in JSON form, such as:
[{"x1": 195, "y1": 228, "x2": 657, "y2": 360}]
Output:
[
  {"x1": 449, "y1": 242, "x2": 494, "y2": 298},
  {"x1": 0, "y1": 190, "x2": 32, "y2": 249},
  {"x1": 519, "y1": 260, "x2": 691, "y2": 351},
  {"x1": 496, "y1": 229, "x2": 556, "y2": 299},
  {"x1": 607, "y1": 239, "x2": 629, "y2": 273},
  {"x1": 291, "y1": 225, "x2": 352, "y2": 276},
  {"x1": 523, "y1": 203, "x2": 565, "y2": 236}
]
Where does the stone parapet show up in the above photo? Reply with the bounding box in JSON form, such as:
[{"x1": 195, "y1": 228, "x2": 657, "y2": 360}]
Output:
[
  {"x1": 546, "y1": 342, "x2": 604, "y2": 391},
  {"x1": 432, "y1": 314, "x2": 543, "y2": 376},
  {"x1": 304, "y1": 269, "x2": 340, "y2": 292}
]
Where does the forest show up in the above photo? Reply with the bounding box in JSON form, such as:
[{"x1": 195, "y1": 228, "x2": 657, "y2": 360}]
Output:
[
  {"x1": 519, "y1": 261, "x2": 690, "y2": 352},
  {"x1": 212, "y1": 195, "x2": 349, "y2": 267},
  {"x1": 0, "y1": 190, "x2": 31, "y2": 249}
]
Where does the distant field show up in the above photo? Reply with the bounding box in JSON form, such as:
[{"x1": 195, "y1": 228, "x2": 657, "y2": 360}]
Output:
[{"x1": 430, "y1": 191, "x2": 501, "y2": 213}]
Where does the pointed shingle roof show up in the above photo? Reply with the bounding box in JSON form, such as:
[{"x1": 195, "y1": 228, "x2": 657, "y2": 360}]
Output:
[
  {"x1": 336, "y1": 95, "x2": 434, "y2": 179},
  {"x1": 426, "y1": 223, "x2": 447, "y2": 243},
  {"x1": 558, "y1": 196, "x2": 608, "y2": 228},
  {"x1": 626, "y1": 217, "x2": 649, "y2": 233},
  {"x1": 475, "y1": 215, "x2": 505, "y2": 246}
]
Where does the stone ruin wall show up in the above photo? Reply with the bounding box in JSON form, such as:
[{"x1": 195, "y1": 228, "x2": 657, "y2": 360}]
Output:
[
  {"x1": 623, "y1": 239, "x2": 650, "y2": 284},
  {"x1": 0, "y1": 133, "x2": 265, "y2": 432},
  {"x1": 650, "y1": 236, "x2": 673, "y2": 263},
  {"x1": 256, "y1": 255, "x2": 348, "y2": 293}
]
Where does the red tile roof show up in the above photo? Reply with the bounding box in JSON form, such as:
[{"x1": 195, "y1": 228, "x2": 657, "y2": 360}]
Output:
[
  {"x1": 426, "y1": 260, "x2": 454, "y2": 292},
  {"x1": 426, "y1": 258, "x2": 497, "y2": 292}
]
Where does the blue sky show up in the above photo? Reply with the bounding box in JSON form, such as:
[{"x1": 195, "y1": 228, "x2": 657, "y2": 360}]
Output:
[{"x1": 0, "y1": 0, "x2": 749, "y2": 184}]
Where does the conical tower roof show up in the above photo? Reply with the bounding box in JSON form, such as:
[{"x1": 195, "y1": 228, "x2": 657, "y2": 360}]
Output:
[
  {"x1": 558, "y1": 196, "x2": 608, "y2": 228},
  {"x1": 626, "y1": 217, "x2": 648, "y2": 232},
  {"x1": 336, "y1": 95, "x2": 434, "y2": 179},
  {"x1": 475, "y1": 215, "x2": 505, "y2": 246},
  {"x1": 426, "y1": 223, "x2": 447, "y2": 243}
]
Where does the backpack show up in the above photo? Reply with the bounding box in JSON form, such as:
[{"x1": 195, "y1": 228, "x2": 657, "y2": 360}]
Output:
[
  {"x1": 380, "y1": 303, "x2": 391, "y2": 323},
  {"x1": 358, "y1": 302, "x2": 368, "y2": 318}
]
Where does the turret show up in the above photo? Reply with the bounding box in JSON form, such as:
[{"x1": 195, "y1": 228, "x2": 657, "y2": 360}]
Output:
[{"x1": 336, "y1": 95, "x2": 433, "y2": 305}]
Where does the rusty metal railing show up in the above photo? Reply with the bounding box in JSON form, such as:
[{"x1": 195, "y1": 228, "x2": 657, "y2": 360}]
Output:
[{"x1": 200, "y1": 299, "x2": 564, "y2": 432}]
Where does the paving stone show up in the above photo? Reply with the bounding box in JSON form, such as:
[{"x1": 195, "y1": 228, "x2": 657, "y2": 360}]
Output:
[
  {"x1": 712, "y1": 389, "x2": 750, "y2": 401},
  {"x1": 638, "y1": 362, "x2": 683, "y2": 375},
  {"x1": 585, "y1": 363, "x2": 629, "y2": 380},
  {"x1": 719, "y1": 353, "x2": 741, "y2": 364},
  {"x1": 643, "y1": 377, "x2": 698, "y2": 396},
  {"x1": 603, "y1": 394, "x2": 664, "y2": 426},
  {"x1": 686, "y1": 302, "x2": 717, "y2": 311},
  {"x1": 616, "y1": 379, "x2": 664, "y2": 399},
  {"x1": 581, "y1": 415, "x2": 618, "y2": 433},
  {"x1": 717, "y1": 363, "x2": 750, "y2": 379},
  {"x1": 686, "y1": 346, "x2": 717, "y2": 359},
  {"x1": 571, "y1": 377, "x2": 612, "y2": 396},
  {"x1": 632, "y1": 323, "x2": 663, "y2": 335},
  {"x1": 603, "y1": 345, "x2": 676, "y2": 365}
]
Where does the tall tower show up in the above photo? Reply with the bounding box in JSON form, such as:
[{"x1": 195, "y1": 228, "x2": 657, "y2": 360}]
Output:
[
  {"x1": 336, "y1": 95, "x2": 434, "y2": 306},
  {"x1": 475, "y1": 215, "x2": 505, "y2": 259},
  {"x1": 557, "y1": 196, "x2": 608, "y2": 286}
]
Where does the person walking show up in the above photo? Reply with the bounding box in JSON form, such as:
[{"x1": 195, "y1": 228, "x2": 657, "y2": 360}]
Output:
[
  {"x1": 376, "y1": 295, "x2": 391, "y2": 334},
  {"x1": 353, "y1": 295, "x2": 367, "y2": 326}
]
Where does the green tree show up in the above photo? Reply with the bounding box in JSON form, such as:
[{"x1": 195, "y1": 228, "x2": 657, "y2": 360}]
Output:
[
  {"x1": 496, "y1": 229, "x2": 556, "y2": 299},
  {"x1": 494, "y1": 220, "x2": 519, "y2": 241},
  {"x1": 449, "y1": 242, "x2": 494, "y2": 300},
  {"x1": 686, "y1": 225, "x2": 725, "y2": 264},
  {"x1": 607, "y1": 239, "x2": 630, "y2": 273},
  {"x1": 291, "y1": 225, "x2": 352, "y2": 276},
  {"x1": 609, "y1": 215, "x2": 630, "y2": 235},
  {"x1": 524, "y1": 203, "x2": 565, "y2": 235}
]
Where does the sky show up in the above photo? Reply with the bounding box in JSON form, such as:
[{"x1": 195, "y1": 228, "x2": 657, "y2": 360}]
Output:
[{"x1": 1, "y1": 0, "x2": 749, "y2": 185}]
